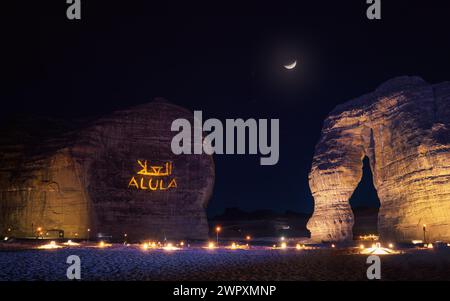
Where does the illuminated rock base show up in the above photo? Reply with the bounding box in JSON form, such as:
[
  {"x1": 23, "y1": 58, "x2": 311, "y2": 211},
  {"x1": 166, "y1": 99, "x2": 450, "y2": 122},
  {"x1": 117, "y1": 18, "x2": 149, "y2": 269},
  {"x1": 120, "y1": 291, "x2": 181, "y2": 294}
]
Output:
[
  {"x1": 0, "y1": 99, "x2": 214, "y2": 240},
  {"x1": 307, "y1": 76, "x2": 450, "y2": 242}
]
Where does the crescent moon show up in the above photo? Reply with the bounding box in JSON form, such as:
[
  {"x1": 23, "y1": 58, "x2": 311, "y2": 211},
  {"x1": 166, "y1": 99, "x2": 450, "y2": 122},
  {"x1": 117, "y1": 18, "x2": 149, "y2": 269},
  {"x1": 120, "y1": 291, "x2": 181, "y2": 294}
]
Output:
[{"x1": 284, "y1": 60, "x2": 297, "y2": 70}]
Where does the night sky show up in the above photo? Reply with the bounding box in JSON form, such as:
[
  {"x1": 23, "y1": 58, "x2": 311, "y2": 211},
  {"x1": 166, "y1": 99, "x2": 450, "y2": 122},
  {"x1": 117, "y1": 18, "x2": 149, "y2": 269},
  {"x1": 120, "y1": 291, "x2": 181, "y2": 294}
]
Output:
[{"x1": 3, "y1": 1, "x2": 450, "y2": 216}]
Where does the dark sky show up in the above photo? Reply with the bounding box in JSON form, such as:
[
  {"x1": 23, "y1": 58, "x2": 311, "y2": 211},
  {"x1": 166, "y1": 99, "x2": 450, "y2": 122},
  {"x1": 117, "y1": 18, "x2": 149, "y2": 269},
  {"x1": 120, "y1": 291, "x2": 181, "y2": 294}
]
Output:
[{"x1": 3, "y1": 0, "x2": 450, "y2": 216}]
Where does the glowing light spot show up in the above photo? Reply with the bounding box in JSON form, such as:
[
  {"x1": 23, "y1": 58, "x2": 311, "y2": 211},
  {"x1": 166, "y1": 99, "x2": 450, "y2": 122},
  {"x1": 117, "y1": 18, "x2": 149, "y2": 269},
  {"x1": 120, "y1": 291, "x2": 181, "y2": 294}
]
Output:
[
  {"x1": 98, "y1": 241, "x2": 111, "y2": 248},
  {"x1": 163, "y1": 243, "x2": 179, "y2": 251},
  {"x1": 63, "y1": 240, "x2": 80, "y2": 246},
  {"x1": 359, "y1": 242, "x2": 399, "y2": 255},
  {"x1": 205, "y1": 242, "x2": 216, "y2": 249},
  {"x1": 38, "y1": 241, "x2": 61, "y2": 249}
]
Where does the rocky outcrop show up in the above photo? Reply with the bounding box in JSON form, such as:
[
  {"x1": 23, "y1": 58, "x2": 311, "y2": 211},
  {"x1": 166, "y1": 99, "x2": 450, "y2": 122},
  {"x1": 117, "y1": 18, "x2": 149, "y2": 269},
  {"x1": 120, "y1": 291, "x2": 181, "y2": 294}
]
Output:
[
  {"x1": 307, "y1": 76, "x2": 450, "y2": 242},
  {"x1": 0, "y1": 99, "x2": 214, "y2": 241}
]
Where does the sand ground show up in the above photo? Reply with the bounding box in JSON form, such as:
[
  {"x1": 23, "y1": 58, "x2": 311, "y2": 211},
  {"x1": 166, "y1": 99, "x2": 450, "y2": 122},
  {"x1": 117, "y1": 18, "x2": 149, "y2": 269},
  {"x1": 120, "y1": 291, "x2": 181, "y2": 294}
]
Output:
[{"x1": 0, "y1": 244, "x2": 448, "y2": 281}]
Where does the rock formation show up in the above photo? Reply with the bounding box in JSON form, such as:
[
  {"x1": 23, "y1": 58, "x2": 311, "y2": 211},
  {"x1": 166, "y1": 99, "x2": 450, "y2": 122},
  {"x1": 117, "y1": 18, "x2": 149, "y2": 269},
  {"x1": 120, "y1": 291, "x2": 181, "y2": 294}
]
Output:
[
  {"x1": 307, "y1": 76, "x2": 450, "y2": 242},
  {"x1": 0, "y1": 99, "x2": 214, "y2": 241}
]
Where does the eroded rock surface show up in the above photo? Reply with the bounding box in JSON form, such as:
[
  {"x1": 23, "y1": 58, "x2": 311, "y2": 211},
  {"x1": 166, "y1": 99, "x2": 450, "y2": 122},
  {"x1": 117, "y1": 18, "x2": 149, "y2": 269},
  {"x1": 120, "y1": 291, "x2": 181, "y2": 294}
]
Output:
[
  {"x1": 307, "y1": 76, "x2": 450, "y2": 242},
  {"x1": 0, "y1": 99, "x2": 214, "y2": 240}
]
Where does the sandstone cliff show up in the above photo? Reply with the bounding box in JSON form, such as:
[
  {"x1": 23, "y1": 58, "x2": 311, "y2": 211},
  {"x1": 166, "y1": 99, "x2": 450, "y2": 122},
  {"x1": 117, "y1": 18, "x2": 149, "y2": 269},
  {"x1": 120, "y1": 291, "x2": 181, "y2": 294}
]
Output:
[
  {"x1": 0, "y1": 99, "x2": 214, "y2": 241},
  {"x1": 307, "y1": 76, "x2": 450, "y2": 242}
]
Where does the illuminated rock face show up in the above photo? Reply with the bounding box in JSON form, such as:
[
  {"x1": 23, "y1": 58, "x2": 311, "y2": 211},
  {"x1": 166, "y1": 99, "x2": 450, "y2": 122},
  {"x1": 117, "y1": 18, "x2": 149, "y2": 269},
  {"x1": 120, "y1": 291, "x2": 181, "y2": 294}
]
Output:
[
  {"x1": 0, "y1": 99, "x2": 214, "y2": 240},
  {"x1": 307, "y1": 76, "x2": 450, "y2": 242}
]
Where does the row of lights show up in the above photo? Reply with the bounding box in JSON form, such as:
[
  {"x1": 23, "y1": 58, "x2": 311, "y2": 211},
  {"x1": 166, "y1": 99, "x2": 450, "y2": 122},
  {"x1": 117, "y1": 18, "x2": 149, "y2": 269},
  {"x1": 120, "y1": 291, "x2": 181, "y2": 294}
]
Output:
[
  {"x1": 8, "y1": 225, "x2": 440, "y2": 243},
  {"x1": 13, "y1": 225, "x2": 342, "y2": 249},
  {"x1": 37, "y1": 239, "x2": 447, "y2": 254},
  {"x1": 38, "y1": 240, "x2": 109, "y2": 249},
  {"x1": 359, "y1": 243, "x2": 394, "y2": 249},
  {"x1": 140, "y1": 241, "x2": 184, "y2": 251},
  {"x1": 29, "y1": 225, "x2": 447, "y2": 252},
  {"x1": 33, "y1": 239, "x2": 390, "y2": 252},
  {"x1": 30, "y1": 227, "x2": 91, "y2": 239}
]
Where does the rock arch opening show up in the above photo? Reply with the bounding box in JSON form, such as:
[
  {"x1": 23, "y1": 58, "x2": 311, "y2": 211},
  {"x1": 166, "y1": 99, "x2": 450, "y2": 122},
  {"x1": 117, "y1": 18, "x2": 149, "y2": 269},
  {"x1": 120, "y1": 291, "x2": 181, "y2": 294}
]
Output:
[
  {"x1": 349, "y1": 156, "x2": 380, "y2": 239},
  {"x1": 308, "y1": 77, "x2": 450, "y2": 243}
]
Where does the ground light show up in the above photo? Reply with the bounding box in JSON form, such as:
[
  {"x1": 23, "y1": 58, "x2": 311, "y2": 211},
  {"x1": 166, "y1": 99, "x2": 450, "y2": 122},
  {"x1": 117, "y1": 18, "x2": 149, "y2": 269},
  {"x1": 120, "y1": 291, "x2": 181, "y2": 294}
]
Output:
[
  {"x1": 295, "y1": 243, "x2": 311, "y2": 250},
  {"x1": 141, "y1": 241, "x2": 158, "y2": 250},
  {"x1": 205, "y1": 242, "x2": 216, "y2": 249},
  {"x1": 38, "y1": 241, "x2": 62, "y2": 249},
  {"x1": 227, "y1": 242, "x2": 248, "y2": 250},
  {"x1": 63, "y1": 240, "x2": 80, "y2": 246},
  {"x1": 359, "y1": 242, "x2": 399, "y2": 255},
  {"x1": 271, "y1": 242, "x2": 288, "y2": 249},
  {"x1": 97, "y1": 241, "x2": 112, "y2": 248},
  {"x1": 162, "y1": 243, "x2": 180, "y2": 251}
]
